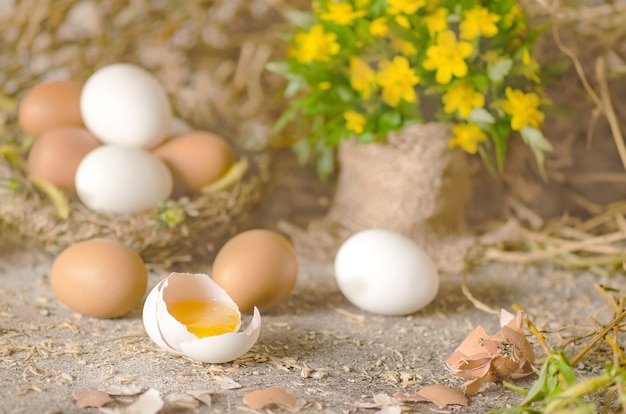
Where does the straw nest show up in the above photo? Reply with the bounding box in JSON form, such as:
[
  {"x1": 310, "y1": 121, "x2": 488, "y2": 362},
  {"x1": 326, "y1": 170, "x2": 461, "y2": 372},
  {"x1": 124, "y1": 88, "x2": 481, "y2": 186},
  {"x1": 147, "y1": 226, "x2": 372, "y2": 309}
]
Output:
[{"x1": 0, "y1": 0, "x2": 290, "y2": 266}]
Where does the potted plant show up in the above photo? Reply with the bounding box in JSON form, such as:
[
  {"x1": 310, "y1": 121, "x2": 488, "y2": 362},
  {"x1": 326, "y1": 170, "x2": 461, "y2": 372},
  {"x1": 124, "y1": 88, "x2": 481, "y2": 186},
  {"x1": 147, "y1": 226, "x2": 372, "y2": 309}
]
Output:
[{"x1": 269, "y1": 0, "x2": 552, "y2": 271}]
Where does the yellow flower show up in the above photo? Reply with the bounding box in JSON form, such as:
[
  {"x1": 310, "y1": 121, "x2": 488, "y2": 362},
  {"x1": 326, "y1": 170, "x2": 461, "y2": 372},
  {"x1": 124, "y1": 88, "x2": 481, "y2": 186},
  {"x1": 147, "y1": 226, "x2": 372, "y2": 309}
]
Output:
[
  {"x1": 449, "y1": 123, "x2": 487, "y2": 154},
  {"x1": 390, "y1": 36, "x2": 418, "y2": 56},
  {"x1": 504, "y1": 4, "x2": 526, "y2": 31},
  {"x1": 344, "y1": 110, "x2": 366, "y2": 134},
  {"x1": 423, "y1": 30, "x2": 473, "y2": 84},
  {"x1": 395, "y1": 15, "x2": 410, "y2": 29},
  {"x1": 502, "y1": 87, "x2": 545, "y2": 130},
  {"x1": 376, "y1": 56, "x2": 420, "y2": 107},
  {"x1": 318, "y1": 81, "x2": 332, "y2": 90},
  {"x1": 349, "y1": 56, "x2": 376, "y2": 99},
  {"x1": 370, "y1": 17, "x2": 388, "y2": 37},
  {"x1": 522, "y1": 49, "x2": 541, "y2": 83},
  {"x1": 320, "y1": 2, "x2": 366, "y2": 25},
  {"x1": 388, "y1": 0, "x2": 425, "y2": 15},
  {"x1": 290, "y1": 24, "x2": 340, "y2": 63},
  {"x1": 355, "y1": 0, "x2": 370, "y2": 8},
  {"x1": 423, "y1": 8, "x2": 448, "y2": 36},
  {"x1": 460, "y1": 6, "x2": 501, "y2": 40},
  {"x1": 481, "y1": 50, "x2": 504, "y2": 64},
  {"x1": 442, "y1": 81, "x2": 485, "y2": 118}
]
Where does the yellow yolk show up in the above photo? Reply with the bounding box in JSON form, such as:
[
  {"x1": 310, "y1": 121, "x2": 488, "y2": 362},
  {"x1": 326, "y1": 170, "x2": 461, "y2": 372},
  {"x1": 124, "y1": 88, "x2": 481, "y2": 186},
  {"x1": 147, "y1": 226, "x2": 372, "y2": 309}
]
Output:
[{"x1": 167, "y1": 300, "x2": 240, "y2": 338}]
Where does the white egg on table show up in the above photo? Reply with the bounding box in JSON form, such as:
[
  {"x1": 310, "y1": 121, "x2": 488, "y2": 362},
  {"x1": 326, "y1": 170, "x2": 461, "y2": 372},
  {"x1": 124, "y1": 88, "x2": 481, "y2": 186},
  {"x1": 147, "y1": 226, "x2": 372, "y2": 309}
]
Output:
[
  {"x1": 75, "y1": 145, "x2": 173, "y2": 215},
  {"x1": 80, "y1": 63, "x2": 171, "y2": 148},
  {"x1": 334, "y1": 229, "x2": 439, "y2": 316}
]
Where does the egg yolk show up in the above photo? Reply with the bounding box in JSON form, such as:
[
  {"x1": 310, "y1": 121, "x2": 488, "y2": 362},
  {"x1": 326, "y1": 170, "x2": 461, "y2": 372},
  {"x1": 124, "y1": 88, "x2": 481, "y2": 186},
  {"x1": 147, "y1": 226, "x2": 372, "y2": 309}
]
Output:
[{"x1": 168, "y1": 300, "x2": 240, "y2": 338}]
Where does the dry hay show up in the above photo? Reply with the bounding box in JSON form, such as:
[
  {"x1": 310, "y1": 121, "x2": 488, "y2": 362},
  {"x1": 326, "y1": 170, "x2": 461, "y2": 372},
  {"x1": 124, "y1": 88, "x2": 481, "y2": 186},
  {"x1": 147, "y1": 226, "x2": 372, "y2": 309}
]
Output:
[
  {"x1": 459, "y1": 0, "x2": 626, "y2": 274},
  {"x1": 0, "y1": 0, "x2": 291, "y2": 266}
]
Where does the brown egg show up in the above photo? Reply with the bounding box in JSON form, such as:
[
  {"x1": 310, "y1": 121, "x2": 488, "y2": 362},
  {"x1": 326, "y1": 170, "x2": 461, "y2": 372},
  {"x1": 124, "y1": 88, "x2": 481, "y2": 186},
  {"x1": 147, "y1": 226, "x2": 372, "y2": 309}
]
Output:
[
  {"x1": 152, "y1": 130, "x2": 235, "y2": 197},
  {"x1": 28, "y1": 127, "x2": 101, "y2": 195},
  {"x1": 50, "y1": 239, "x2": 148, "y2": 318},
  {"x1": 211, "y1": 229, "x2": 298, "y2": 313},
  {"x1": 18, "y1": 79, "x2": 84, "y2": 135}
]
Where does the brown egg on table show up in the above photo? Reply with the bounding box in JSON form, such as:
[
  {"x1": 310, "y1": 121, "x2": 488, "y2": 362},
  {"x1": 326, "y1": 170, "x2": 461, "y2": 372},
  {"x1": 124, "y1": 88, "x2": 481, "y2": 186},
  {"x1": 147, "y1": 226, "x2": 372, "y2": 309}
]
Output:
[
  {"x1": 18, "y1": 79, "x2": 84, "y2": 135},
  {"x1": 50, "y1": 238, "x2": 148, "y2": 319},
  {"x1": 152, "y1": 130, "x2": 235, "y2": 197},
  {"x1": 27, "y1": 127, "x2": 101, "y2": 195},
  {"x1": 211, "y1": 229, "x2": 298, "y2": 314}
]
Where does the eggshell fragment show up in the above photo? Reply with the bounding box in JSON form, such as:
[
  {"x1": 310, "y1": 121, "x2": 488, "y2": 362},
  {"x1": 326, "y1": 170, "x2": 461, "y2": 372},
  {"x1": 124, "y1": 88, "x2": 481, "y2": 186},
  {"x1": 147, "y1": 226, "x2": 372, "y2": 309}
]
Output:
[
  {"x1": 18, "y1": 79, "x2": 84, "y2": 135},
  {"x1": 445, "y1": 309, "x2": 535, "y2": 395},
  {"x1": 50, "y1": 238, "x2": 147, "y2": 318},
  {"x1": 211, "y1": 229, "x2": 298, "y2": 313},
  {"x1": 73, "y1": 390, "x2": 114, "y2": 408},
  {"x1": 152, "y1": 131, "x2": 235, "y2": 197},
  {"x1": 243, "y1": 387, "x2": 304, "y2": 411},
  {"x1": 142, "y1": 273, "x2": 261, "y2": 364},
  {"x1": 27, "y1": 127, "x2": 101, "y2": 195},
  {"x1": 334, "y1": 229, "x2": 439, "y2": 316},
  {"x1": 393, "y1": 385, "x2": 468, "y2": 408}
]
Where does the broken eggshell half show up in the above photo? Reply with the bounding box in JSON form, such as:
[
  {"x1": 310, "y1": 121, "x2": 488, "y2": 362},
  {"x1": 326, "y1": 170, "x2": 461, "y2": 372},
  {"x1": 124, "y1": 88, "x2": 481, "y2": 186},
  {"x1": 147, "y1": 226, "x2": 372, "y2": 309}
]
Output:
[{"x1": 142, "y1": 272, "x2": 261, "y2": 363}]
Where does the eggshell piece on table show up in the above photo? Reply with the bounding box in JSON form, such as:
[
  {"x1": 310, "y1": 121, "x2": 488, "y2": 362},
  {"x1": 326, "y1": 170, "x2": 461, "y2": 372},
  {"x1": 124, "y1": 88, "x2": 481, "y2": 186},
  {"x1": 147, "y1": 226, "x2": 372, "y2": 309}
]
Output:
[
  {"x1": 152, "y1": 131, "x2": 235, "y2": 197},
  {"x1": 211, "y1": 229, "x2": 298, "y2": 314},
  {"x1": 18, "y1": 79, "x2": 84, "y2": 135},
  {"x1": 50, "y1": 238, "x2": 147, "y2": 318},
  {"x1": 243, "y1": 387, "x2": 302, "y2": 410},
  {"x1": 27, "y1": 127, "x2": 101, "y2": 195},
  {"x1": 80, "y1": 63, "x2": 171, "y2": 148},
  {"x1": 142, "y1": 272, "x2": 261, "y2": 364},
  {"x1": 75, "y1": 145, "x2": 173, "y2": 215},
  {"x1": 334, "y1": 229, "x2": 439, "y2": 316}
]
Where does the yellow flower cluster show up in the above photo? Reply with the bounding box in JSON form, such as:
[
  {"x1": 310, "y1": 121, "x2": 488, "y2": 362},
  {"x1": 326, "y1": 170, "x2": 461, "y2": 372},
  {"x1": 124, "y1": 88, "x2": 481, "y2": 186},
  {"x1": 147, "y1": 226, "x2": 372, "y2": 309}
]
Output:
[
  {"x1": 290, "y1": 24, "x2": 339, "y2": 64},
  {"x1": 275, "y1": 0, "x2": 551, "y2": 176}
]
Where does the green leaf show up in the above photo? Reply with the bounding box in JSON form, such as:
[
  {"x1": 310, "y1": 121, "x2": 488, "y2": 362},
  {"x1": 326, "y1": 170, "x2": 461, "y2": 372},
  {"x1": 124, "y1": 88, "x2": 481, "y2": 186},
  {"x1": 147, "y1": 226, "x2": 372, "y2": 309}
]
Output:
[
  {"x1": 471, "y1": 74, "x2": 490, "y2": 92},
  {"x1": 271, "y1": 99, "x2": 305, "y2": 134},
  {"x1": 489, "y1": 122, "x2": 510, "y2": 171},
  {"x1": 552, "y1": 352, "x2": 576, "y2": 386},
  {"x1": 477, "y1": 144, "x2": 497, "y2": 176},
  {"x1": 502, "y1": 381, "x2": 530, "y2": 396},
  {"x1": 316, "y1": 147, "x2": 335, "y2": 180},
  {"x1": 284, "y1": 10, "x2": 315, "y2": 28},
  {"x1": 336, "y1": 85, "x2": 354, "y2": 101},
  {"x1": 520, "y1": 126, "x2": 553, "y2": 180},
  {"x1": 284, "y1": 75, "x2": 305, "y2": 97},
  {"x1": 357, "y1": 133, "x2": 376, "y2": 144},
  {"x1": 265, "y1": 61, "x2": 290, "y2": 75},
  {"x1": 292, "y1": 138, "x2": 312, "y2": 166},
  {"x1": 488, "y1": 59, "x2": 513, "y2": 82},
  {"x1": 467, "y1": 108, "x2": 496, "y2": 125},
  {"x1": 521, "y1": 358, "x2": 550, "y2": 405},
  {"x1": 377, "y1": 111, "x2": 401, "y2": 133}
]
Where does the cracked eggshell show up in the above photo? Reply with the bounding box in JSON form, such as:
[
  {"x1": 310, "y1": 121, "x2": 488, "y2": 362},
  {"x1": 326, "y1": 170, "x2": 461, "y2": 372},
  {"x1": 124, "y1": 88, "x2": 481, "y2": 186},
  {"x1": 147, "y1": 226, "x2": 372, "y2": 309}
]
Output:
[{"x1": 142, "y1": 272, "x2": 261, "y2": 364}]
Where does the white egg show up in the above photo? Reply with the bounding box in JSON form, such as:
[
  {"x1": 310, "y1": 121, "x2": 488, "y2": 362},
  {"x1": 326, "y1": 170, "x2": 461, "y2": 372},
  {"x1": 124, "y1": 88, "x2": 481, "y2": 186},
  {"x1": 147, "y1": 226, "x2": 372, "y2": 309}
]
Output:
[
  {"x1": 334, "y1": 229, "x2": 439, "y2": 316},
  {"x1": 81, "y1": 63, "x2": 171, "y2": 148},
  {"x1": 75, "y1": 145, "x2": 173, "y2": 214},
  {"x1": 142, "y1": 272, "x2": 261, "y2": 364}
]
